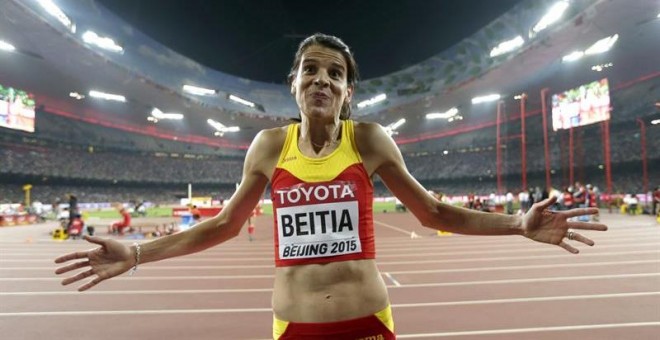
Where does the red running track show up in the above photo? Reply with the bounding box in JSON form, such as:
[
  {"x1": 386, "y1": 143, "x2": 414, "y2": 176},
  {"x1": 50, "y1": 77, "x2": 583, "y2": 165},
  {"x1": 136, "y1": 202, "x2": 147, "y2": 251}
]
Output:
[{"x1": 0, "y1": 212, "x2": 659, "y2": 339}]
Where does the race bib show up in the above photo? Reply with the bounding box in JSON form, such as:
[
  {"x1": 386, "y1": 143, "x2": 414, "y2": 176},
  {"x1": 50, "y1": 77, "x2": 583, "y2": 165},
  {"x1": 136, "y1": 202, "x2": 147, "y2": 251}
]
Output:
[{"x1": 277, "y1": 201, "x2": 361, "y2": 260}]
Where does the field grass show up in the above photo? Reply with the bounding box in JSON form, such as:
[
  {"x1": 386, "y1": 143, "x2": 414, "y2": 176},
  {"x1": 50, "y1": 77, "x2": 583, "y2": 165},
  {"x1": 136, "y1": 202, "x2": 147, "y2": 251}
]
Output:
[
  {"x1": 84, "y1": 207, "x2": 173, "y2": 219},
  {"x1": 84, "y1": 202, "x2": 398, "y2": 219}
]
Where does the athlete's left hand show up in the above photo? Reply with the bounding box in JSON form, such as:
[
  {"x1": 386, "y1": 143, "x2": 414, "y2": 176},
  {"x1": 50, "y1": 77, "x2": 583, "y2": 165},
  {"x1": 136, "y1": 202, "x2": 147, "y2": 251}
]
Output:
[{"x1": 521, "y1": 196, "x2": 607, "y2": 253}]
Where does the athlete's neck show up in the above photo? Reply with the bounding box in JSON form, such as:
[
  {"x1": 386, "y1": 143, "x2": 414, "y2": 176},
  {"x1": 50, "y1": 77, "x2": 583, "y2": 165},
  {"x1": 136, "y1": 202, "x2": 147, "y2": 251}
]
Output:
[{"x1": 299, "y1": 119, "x2": 342, "y2": 150}]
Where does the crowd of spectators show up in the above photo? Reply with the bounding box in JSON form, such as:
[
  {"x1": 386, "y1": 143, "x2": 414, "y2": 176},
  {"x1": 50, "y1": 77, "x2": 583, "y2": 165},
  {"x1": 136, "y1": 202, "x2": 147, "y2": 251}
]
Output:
[
  {"x1": 16, "y1": 122, "x2": 652, "y2": 188},
  {"x1": 21, "y1": 110, "x2": 244, "y2": 157},
  {"x1": 1, "y1": 79, "x2": 657, "y2": 204},
  {"x1": 0, "y1": 184, "x2": 237, "y2": 206},
  {"x1": 1, "y1": 144, "x2": 243, "y2": 185},
  {"x1": 1, "y1": 122, "x2": 656, "y2": 203}
]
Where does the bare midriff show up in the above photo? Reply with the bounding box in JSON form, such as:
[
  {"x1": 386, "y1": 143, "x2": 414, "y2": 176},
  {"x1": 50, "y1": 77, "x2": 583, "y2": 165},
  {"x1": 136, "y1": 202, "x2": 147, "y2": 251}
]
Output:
[{"x1": 272, "y1": 259, "x2": 389, "y2": 322}]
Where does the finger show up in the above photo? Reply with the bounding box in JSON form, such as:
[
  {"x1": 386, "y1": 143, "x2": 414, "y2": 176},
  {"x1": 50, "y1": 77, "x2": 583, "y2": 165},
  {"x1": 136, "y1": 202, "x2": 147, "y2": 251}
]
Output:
[
  {"x1": 567, "y1": 221, "x2": 608, "y2": 231},
  {"x1": 55, "y1": 260, "x2": 91, "y2": 275},
  {"x1": 558, "y1": 241, "x2": 579, "y2": 254},
  {"x1": 83, "y1": 235, "x2": 107, "y2": 246},
  {"x1": 79, "y1": 276, "x2": 104, "y2": 292},
  {"x1": 563, "y1": 208, "x2": 599, "y2": 218},
  {"x1": 534, "y1": 196, "x2": 558, "y2": 211},
  {"x1": 61, "y1": 269, "x2": 94, "y2": 286},
  {"x1": 571, "y1": 233, "x2": 595, "y2": 246},
  {"x1": 54, "y1": 251, "x2": 90, "y2": 264}
]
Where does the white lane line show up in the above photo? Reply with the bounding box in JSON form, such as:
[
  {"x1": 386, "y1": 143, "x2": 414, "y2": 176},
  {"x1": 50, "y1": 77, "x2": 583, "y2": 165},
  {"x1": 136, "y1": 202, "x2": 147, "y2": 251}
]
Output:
[
  {"x1": 379, "y1": 249, "x2": 659, "y2": 266},
  {"x1": 395, "y1": 272, "x2": 660, "y2": 288},
  {"x1": 392, "y1": 291, "x2": 660, "y2": 308},
  {"x1": 2, "y1": 233, "x2": 657, "y2": 252},
  {"x1": 376, "y1": 243, "x2": 660, "y2": 259},
  {"x1": 5, "y1": 235, "x2": 659, "y2": 255},
  {"x1": 0, "y1": 264, "x2": 275, "y2": 270},
  {"x1": 8, "y1": 234, "x2": 658, "y2": 255},
  {"x1": 0, "y1": 288, "x2": 274, "y2": 295},
  {"x1": 0, "y1": 251, "x2": 279, "y2": 256},
  {"x1": 0, "y1": 288, "x2": 275, "y2": 295},
  {"x1": 1, "y1": 292, "x2": 657, "y2": 317},
  {"x1": 2, "y1": 230, "x2": 657, "y2": 250},
  {"x1": 396, "y1": 322, "x2": 660, "y2": 338},
  {"x1": 0, "y1": 308, "x2": 272, "y2": 316},
  {"x1": 2, "y1": 259, "x2": 657, "y2": 281},
  {"x1": 0, "y1": 275, "x2": 274, "y2": 281},
  {"x1": 388, "y1": 259, "x2": 660, "y2": 275},
  {"x1": 0, "y1": 258, "x2": 272, "y2": 263},
  {"x1": 375, "y1": 237, "x2": 660, "y2": 251},
  {"x1": 4, "y1": 241, "x2": 658, "y2": 263},
  {"x1": 372, "y1": 228, "x2": 660, "y2": 243},
  {"x1": 374, "y1": 220, "x2": 419, "y2": 237},
  {"x1": 1, "y1": 272, "x2": 658, "y2": 296},
  {"x1": 384, "y1": 272, "x2": 401, "y2": 287},
  {"x1": 6, "y1": 249, "x2": 657, "y2": 270},
  {"x1": 0, "y1": 227, "x2": 656, "y2": 245}
]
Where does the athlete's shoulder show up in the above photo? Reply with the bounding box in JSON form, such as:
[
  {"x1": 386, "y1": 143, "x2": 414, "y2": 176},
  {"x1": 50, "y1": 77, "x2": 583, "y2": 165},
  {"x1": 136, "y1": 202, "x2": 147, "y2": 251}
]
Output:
[
  {"x1": 352, "y1": 120, "x2": 389, "y2": 138},
  {"x1": 258, "y1": 124, "x2": 290, "y2": 139},
  {"x1": 244, "y1": 125, "x2": 291, "y2": 176},
  {"x1": 251, "y1": 124, "x2": 290, "y2": 150},
  {"x1": 352, "y1": 121, "x2": 391, "y2": 149},
  {"x1": 352, "y1": 120, "x2": 382, "y2": 132}
]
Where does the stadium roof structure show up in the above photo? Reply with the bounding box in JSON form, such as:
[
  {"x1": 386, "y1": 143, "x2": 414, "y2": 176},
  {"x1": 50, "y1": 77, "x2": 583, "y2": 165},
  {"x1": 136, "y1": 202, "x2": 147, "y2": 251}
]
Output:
[{"x1": 0, "y1": 0, "x2": 658, "y2": 149}]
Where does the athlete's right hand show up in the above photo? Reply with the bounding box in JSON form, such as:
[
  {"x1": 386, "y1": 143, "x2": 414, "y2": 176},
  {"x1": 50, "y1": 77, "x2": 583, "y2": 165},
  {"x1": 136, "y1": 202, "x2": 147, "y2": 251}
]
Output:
[{"x1": 54, "y1": 235, "x2": 134, "y2": 291}]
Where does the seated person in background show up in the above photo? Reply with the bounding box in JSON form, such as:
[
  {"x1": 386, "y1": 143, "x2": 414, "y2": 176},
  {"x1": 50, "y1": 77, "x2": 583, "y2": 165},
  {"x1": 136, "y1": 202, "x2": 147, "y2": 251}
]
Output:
[
  {"x1": 68, "y1": 213, "x2": 85, "y2": 239},
  {"x1": 108, "y1": 205, "x2": 131, "y2": 235},
  {"x1": 627, "y1": 194, "x2": 639, "y2": 215},
  {"x1": 190, "y1": 205, "x2": 202, "y2": 222},
  {"x1": 135, "y1": 200, "x2": 147, "y2": 217}
]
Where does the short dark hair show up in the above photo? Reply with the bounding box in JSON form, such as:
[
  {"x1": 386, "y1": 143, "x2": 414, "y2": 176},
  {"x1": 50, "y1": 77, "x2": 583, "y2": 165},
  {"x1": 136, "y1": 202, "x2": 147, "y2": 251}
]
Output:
[{"x1": 288, "y1": 33, "x2": 360, "y2": 120}]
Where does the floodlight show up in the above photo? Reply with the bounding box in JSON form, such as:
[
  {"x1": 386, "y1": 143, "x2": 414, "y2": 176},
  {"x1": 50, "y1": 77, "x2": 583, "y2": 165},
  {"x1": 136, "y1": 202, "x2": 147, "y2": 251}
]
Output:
[
  {"x1": 532, "y1": 1, "x2": 569, "y2": 33},
  {"x1": 89, "y1": 90, "x2": 126, "y2": 102},
  {"x1": 490, "y1": 36, "x2": 524, "y2": 57},
  {"x1": 357, "y1": 94, "x2": 387, "y2": 109},
  {"x1": 426, "y1": 107, "x2": 458, "y2": 120},
  {"x1": 183, "y1": 85, "x2": 216, "y2": 96},
  {"x1": 472, "y1": 94, "x2": 501, "y2": 104},
  {"x1": 229, "y1": 94, "x2": 255, "y2": 108},
  {"x1": 0, "y1": 40, "x2": 16, "y2": 52}
]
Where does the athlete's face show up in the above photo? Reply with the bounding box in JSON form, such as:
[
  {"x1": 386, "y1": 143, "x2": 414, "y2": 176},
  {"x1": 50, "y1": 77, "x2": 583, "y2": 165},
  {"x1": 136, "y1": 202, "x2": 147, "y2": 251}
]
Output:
[{"x1": 291, "y1": 45, "x2": 353, "y2": 120}]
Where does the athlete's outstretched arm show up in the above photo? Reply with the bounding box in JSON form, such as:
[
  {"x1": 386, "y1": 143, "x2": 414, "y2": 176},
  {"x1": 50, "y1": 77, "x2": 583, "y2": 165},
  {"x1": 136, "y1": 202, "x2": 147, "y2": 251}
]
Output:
[
  {"x1": 54, "y1": 130, "x2": 276, "y2": 291},
  {"x1": 355, "y1": 122, "x2": 606, "y2": 253}
]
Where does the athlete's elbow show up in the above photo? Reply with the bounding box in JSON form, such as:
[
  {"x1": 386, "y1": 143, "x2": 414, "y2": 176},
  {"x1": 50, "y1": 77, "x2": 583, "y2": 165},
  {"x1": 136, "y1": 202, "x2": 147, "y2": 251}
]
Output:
[
  {"x1": 418, "y1": 205, "x2": 454, "y2": 230},
  {"x1": 420, "y1": 222, "x2": 436, "y2": 231},
  {"x1": 209, "y1": 215, "x2": 242, "y2": 240},
  {"x1": 420, "y1": 218, "x2": 448, "y2": 231},
  {"x1": 217, "y1": 219, "x2": 243, "y2": 239},
  {"x1": 227, "y1": 224, "x2": 243, "y2": 239},
  {"x1": 416, "y1": 209, "x2": 439, "y2": 229}
]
